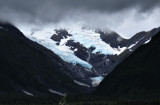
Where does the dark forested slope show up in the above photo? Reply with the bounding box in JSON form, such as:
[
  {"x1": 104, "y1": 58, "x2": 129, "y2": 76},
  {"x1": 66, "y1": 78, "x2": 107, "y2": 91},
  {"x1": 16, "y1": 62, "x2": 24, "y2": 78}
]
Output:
[
  {"x1": 95, "y1": 30, "x2": 160, "y2": 100},
  {"x1": 0, "y1": 23, "x2": 88, "y2": 96}
]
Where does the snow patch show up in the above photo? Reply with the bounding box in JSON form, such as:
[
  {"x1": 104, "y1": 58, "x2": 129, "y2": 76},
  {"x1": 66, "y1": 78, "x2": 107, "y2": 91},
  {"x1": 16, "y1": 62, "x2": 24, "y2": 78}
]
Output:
[
  {"x1": 59, "y1": 37, "x2": 71, "y2": 46},
  {"x1": 74, "y1": 48, "x2": 78, "y2": 52},
  {"x1": 48, "y1": 89, "x2": 65, "y2": 96},
  {"x1": 144, "y1": 38, "x2": 151, "y2": 44},
  {"x1": 128, "y1": 41, "x2": 139, "y2": 49},
  {"x1": 23, "y1": 91, "x2": 33, "y2": 96},
  {"x1": 90, "y1": 76, "x2": 104, "y2": 87},
  {"x1": 74, "y1": 80, "x2": 90, "y2": 87}
]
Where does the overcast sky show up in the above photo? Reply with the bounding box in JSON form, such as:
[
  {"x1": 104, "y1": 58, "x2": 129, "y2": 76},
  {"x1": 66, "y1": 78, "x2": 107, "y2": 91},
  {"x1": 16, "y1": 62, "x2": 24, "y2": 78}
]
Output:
[{"x1": 0, "y1": 0, "x2": 160, "y2": 38}]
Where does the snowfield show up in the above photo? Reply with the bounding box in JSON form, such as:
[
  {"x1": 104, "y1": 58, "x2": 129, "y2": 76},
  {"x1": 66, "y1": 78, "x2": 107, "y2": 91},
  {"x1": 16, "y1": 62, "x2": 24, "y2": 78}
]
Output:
[{"x1": 21, "y1": 25, "x2": 126, "y2": 69}]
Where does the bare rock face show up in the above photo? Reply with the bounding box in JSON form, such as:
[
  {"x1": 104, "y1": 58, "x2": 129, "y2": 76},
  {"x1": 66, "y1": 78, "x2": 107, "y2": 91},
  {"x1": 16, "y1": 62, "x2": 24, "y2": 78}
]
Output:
[
  {"x1": 96, "y1": 30, "x2": 128, "y2": 48},
  {"x1": 51, "y1": 29, "x2": 72, "y2": 45},
  {"x1": 66, "y1": 40, "x2": 89, "y2": 61}
]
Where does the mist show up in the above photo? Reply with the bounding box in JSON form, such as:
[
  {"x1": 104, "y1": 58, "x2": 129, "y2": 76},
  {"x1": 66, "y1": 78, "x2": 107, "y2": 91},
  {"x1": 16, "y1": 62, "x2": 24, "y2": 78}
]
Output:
[{"x1": 0, "y1": 0, "x2": 160, "y2": 38}]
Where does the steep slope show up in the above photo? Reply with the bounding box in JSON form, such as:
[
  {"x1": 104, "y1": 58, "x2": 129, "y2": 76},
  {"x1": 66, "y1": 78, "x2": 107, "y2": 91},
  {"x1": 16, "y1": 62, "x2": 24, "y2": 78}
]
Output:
[
  {"x1": 1, "y1": 22, "x2": 159, "y2": 97},
  {"x1": 95, "y1": 30, "x2": 160, "y2": 100},
  {"x1": 0, "y1": 23, "x2": 91, "y2": 96},
  {"x1": 96, "y1": 30, "x2": 128, "y2": 48},
  {"x1": 23, "y1": 25, "x2": 160, "y2": 88},
  {"x1": 98, "y1": 27, "x2": 160, "y2": 49}
]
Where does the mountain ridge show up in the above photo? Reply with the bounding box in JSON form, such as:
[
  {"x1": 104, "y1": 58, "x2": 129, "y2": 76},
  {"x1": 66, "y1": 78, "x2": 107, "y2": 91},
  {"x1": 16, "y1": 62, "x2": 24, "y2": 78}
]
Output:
[
  {"x1": 95, "y1": 29, "x2": 160, "y2": 100},
  {"x1": 0, "y1": 22, "x2": 160, "y2": 97}
]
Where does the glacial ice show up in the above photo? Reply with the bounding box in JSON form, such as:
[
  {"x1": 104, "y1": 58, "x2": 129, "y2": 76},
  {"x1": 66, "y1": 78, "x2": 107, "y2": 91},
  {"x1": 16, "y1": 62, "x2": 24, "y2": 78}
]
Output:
[{"x1": 21, "y1": 25, "x2": 126, "y2": 69}]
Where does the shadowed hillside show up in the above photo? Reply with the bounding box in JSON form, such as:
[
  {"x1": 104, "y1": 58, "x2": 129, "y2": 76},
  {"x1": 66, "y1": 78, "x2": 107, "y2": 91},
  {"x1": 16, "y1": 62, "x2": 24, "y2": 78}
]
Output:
[
  {"x1": 0, "y1": 22, "x2": 89, "y2": 97},
  {"x1": 95, "y1": 30, "x2": 160, "y2": 100}
]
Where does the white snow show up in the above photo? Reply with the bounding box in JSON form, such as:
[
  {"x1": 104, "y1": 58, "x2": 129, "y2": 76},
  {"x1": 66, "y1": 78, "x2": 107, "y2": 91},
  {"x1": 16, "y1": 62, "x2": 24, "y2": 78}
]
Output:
[
  {"x1": 23, "y1": 90, "x2": 33, "y2": 96},
  {"x1": 74, "y1": 80, "x2": 90, "y2": 87},
  {"x1": 21, "y1": 24, "x2": 127, "y2": 69},
  {"x1": 59, "y1": 37, "x2": 71, "y2": 46},
  {"x1": 128, "y1": 44, "x2": 135, "y2": 49},
  {"x1": 74, "y1": 48, "x2": 78, "y2": 52},
  {"x1": 24, "y1": 26, "x2": 92, "y2": 69},
  {"x1": 128, "y1": 41, "x2": 139, "y2": 49},
  {"x1": 90, "y1": 76, "x2": 104, "y2": 87},
  {"x1": 67, "y1": 27, "x2": 126, "y2": 55},
  {"x1": 144, "y1": 38, "x2": 151, "y2": 44},
  {"x1": 48, "y1": 89, "x2": 65, "y2": 96}
]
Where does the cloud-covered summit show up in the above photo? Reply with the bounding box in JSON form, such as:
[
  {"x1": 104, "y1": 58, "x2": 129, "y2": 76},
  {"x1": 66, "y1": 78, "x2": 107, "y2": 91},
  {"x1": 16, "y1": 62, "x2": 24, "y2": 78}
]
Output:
[{"x1": 0, "y1": 0, "x2": 160, "y2": 38}]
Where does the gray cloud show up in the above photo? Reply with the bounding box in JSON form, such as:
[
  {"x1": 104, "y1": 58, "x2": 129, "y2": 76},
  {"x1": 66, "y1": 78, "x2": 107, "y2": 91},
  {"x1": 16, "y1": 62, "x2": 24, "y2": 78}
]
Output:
[
  {"x1": 1, "y1": 0, "x2": 160, "y2": 12},
  {"x1": 0, "y1": 0, "x2": 160, "y2": 22},
  {"x1": 0, "y1": 0, "x2": 160, "y2": 38}
]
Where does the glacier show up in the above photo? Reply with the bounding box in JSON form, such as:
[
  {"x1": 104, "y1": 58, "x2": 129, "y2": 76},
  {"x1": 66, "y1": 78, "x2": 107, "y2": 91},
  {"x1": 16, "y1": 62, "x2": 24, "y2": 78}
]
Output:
[{"x1": 20, "y1": 24, "x2": 126, "y2": 69}]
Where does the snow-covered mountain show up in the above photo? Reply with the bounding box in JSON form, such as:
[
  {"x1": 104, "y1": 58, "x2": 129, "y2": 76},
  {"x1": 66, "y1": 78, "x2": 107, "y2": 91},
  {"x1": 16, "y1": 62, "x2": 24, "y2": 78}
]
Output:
[
  {"x1": 25, "y1": 26, "x2": 125, "y2": 68},
  {"x1": 22, "y1": 25, "x2": 160, "y2": 88},
  {"x1": 0, "y1": 22, "x2": 159, "y2": 96}
]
